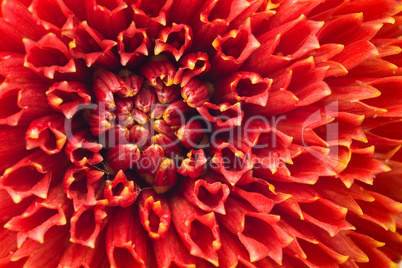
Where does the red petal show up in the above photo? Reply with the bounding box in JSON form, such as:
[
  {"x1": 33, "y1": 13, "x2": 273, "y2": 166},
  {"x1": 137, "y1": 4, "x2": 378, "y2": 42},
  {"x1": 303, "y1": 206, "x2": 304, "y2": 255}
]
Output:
[
  {"x1": 132, "y1": 0, "x2": 173, "y2": 38},
  {"x1": 177, "y1": 149, "x2": 207, "y2": 179},
  {"x1": 4, "y1": 184, "x2": 71, "y2": 247},
  {"x1": 106, "y1": 206, "x2": 147, "y2": 268},
  {"x1": 210, "y1": 19, "x2": 260, "y2": 78},
  {"x1": 331, "y1": 40, "x2": 379, "y2": 70},
  {"x1": 0, "y1": 151, "x2": 67, "y2": 203},
  {"x1": 65, "y1": 131, "x2": 103, "y2": 167},
  {"x1": 334, "y1": 0, "x2": 402, "y2": 22},
  {"x1": 233, "y1": 172, "x2": 290, "y2": 214},
  {"x1": 23, "y1": 33, "x2": 76, "y2": 79},
  {"x1": 0, "y1": 126, "x2": 30, "y2": 171},
  {"x1": 169, "y1": 194, "x2": 221, "y2": 266},
  {"x1": 118, "y1": 23, "x2": 150, "y2": 67},
  {"x1": 64, "y1": 20, "x2": 119, "y2": 68},
  {"x1": 29, "y1": 0, "x2": 73, "y2": 31},
  {"x1": 138, "y1": 189, "x2": 171, "y2": 239},
  {"x1": 211, "y1": 142, "x2": 252, "y2": 185},
  {"x1": 191, "y1": 0, "x2": 251, "y2": 51},
  {"x1": 2, "y1": 0, "x2": 46, "y2": 44},
  {"x1": 0, "y1": 82, "x2": 51, "y2": 127},
  {"x1": 25, "y1": 114, "x2": 67, "y2": 155},
  {"x1": 63, "y1": 164, "x2": 104, "y2": 211},
  {"x1": 339, "y1": 146, "x2": 390, "y2": 187},
  {"x1": 106, "y1": 144, "x2": 140, "y2": 172},
  {"x1": 154, "y1": 23, "x2": 192, "y2": 61},
  {"x1": 213, "y1": 71, "x2": 271, "y2": 107},
  {"x1": 364, "y1": 77, "x2": 402, "y2": 117},
  {"x1": 58, "y1": 232, "x2": 107, "y2": 268},
  {"x1": 268, "y1": 0, "x2": 324, "y2": 28},
  {"x1": 248, "y1": 16, "x2": 323, "y2": 76},
  {"x1": 217, "y1": 197, "x2": 292, "y2": 263},
  {"x1": 0, "y1": 226, "x2": 19, "y2": 265},
  {"x1": 46, "y1": 81, "x2": 92, "y2": 119},
  {"x1": 11, "y1": 226, "x2": 69, "y2": 267},
  {"x1": 70, "y1": 200, "x2": 110, "y2": 248},
  {"x1": 85, "y1": 0, "x2": 130, "y2": 39},
  {"x1": 181, "y1": 176, "x2": 230, "y2": 214},
  {"x1": 318, "y1": 13, "x2": 381, "y2": 45},
  {"x1": 104, "y1": 170, "x2": 140, "y2": 207},
  {"x1": 175, "y1": 52, "x2": 211, "y2": 86},
  {"x1": 152, "y1": 221, "x2": 196, "y2": 267},
  {"x1": 0, "y1": 189, "x2": 34, "y2": 224},
  {"x1": 217, "y1": 226, "x2": 251, "y2": 268}
]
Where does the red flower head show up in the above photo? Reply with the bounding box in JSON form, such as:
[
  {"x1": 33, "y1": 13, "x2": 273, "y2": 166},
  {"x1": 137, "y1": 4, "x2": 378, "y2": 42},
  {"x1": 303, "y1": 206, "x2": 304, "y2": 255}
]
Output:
[{"x1": 0, "y1": 0, "x2": 402, "y2": 267}]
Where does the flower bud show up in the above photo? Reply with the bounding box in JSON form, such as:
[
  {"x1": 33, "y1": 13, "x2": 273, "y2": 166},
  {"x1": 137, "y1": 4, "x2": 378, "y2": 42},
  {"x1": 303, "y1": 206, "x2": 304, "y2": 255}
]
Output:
[
  {"x1": 163, "y1": 100, "x2": 190, "y2": 126},
  {"x1": 130, "y1": 125, "x2": 151, "y2": 149},
  {"x1": 106, "y1": 144, "x2": 140, "y2": 172},
  {"x1": 88, "y1": 106, "x2": 115, "y2": 136},
  {"x1": 154, "y1": 84, "x2": 180, "y2": 104},
  {"x1": 152, "y1": 134, "x2": 182, "y2": 159},
  {"x1": 140, "y1": 60, "x2": 176, "y2": 89},
  {"x1": 114, "y1": 97, "x2": 134, "y2": 116},
  {"x1": 132, "y1": 108, "x2": 149, "y2": 125},
  {"x1": 149, "y1": 103, "x2": 167, "y2": 119},
  {"x1": 154, "y1": 158, "x2": 178, "y2": 194},
  {"x1": 135, "y1": 145, "x2": 165, "y2": 184},
  {"x1": 93, "y1": 71, "x2": 129, "y2": 108},
  {"x1": 119, "y1": 74, "x2": 143, "y2": 97},
  {"x1": 134, "y1": 86, "x2": 156, "y2": 113},
  {"x1": 176, "y1": 120, "x2": 204, "y2": 148},
  {"x1": 181, "y1": 78, "x2": 209, "y2": 108},
  {"x1": 104, "y1": 124, "x2": 130, "y2": 147},
  {"x1": 154, "y1": 119, "x2": 176, "y2": 139}
]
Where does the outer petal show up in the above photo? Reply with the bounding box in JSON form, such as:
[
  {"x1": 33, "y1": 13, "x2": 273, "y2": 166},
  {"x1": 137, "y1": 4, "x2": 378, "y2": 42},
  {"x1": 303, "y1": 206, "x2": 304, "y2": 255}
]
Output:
[
  {"x1": 153, "y1": 223, "x2": 196, "y2": 268},
  {"x1": 70, "y1": 200, "x2": 110, "y2": 248},
  {"x1": 23, "y1": 33, "x2": 76, "y2": 79},
  {"x1": 181, "y1": 176, "x2": 230, "y2": 215},
  {"x1": 106, "y1": 206, "x2": 147, "y2": 268},
  {"x1": 103, "y1": 170, "x2": 140, "y2": 207},
  {"x1": 0, "y1": 150, "x2": 68, "y2": 203},
  {"x1": 63, "y1": 164, "x2": 104, "y2": 211},
  {"x1": 138, "y1": 189, "x2": 171, "y2": 239},
  {"x1": 169, "y1": 193, "x2": 221, "y2": 266},
  {"x1": 4, "y1": 184, "x2": 71, "y2": 247}
]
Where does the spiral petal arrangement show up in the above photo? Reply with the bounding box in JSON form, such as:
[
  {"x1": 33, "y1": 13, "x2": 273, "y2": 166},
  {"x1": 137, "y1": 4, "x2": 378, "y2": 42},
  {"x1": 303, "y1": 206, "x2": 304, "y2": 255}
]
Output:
[{"x1": 0, "y1": 0, "x2": 402, "y2": 267}]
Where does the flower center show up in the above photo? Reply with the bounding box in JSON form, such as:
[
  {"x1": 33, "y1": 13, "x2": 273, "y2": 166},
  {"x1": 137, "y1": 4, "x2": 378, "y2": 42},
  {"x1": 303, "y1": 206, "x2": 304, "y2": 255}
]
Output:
[{"x1": 87, "y1": 60, "x2": 209, "y2": 193}]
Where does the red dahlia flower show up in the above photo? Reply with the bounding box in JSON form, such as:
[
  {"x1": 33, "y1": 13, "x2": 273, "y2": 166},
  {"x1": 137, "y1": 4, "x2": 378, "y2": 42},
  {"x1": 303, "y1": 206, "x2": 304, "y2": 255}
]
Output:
[{"x1": 1, "y1": 0, "x2": 402, "y2": 267}]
